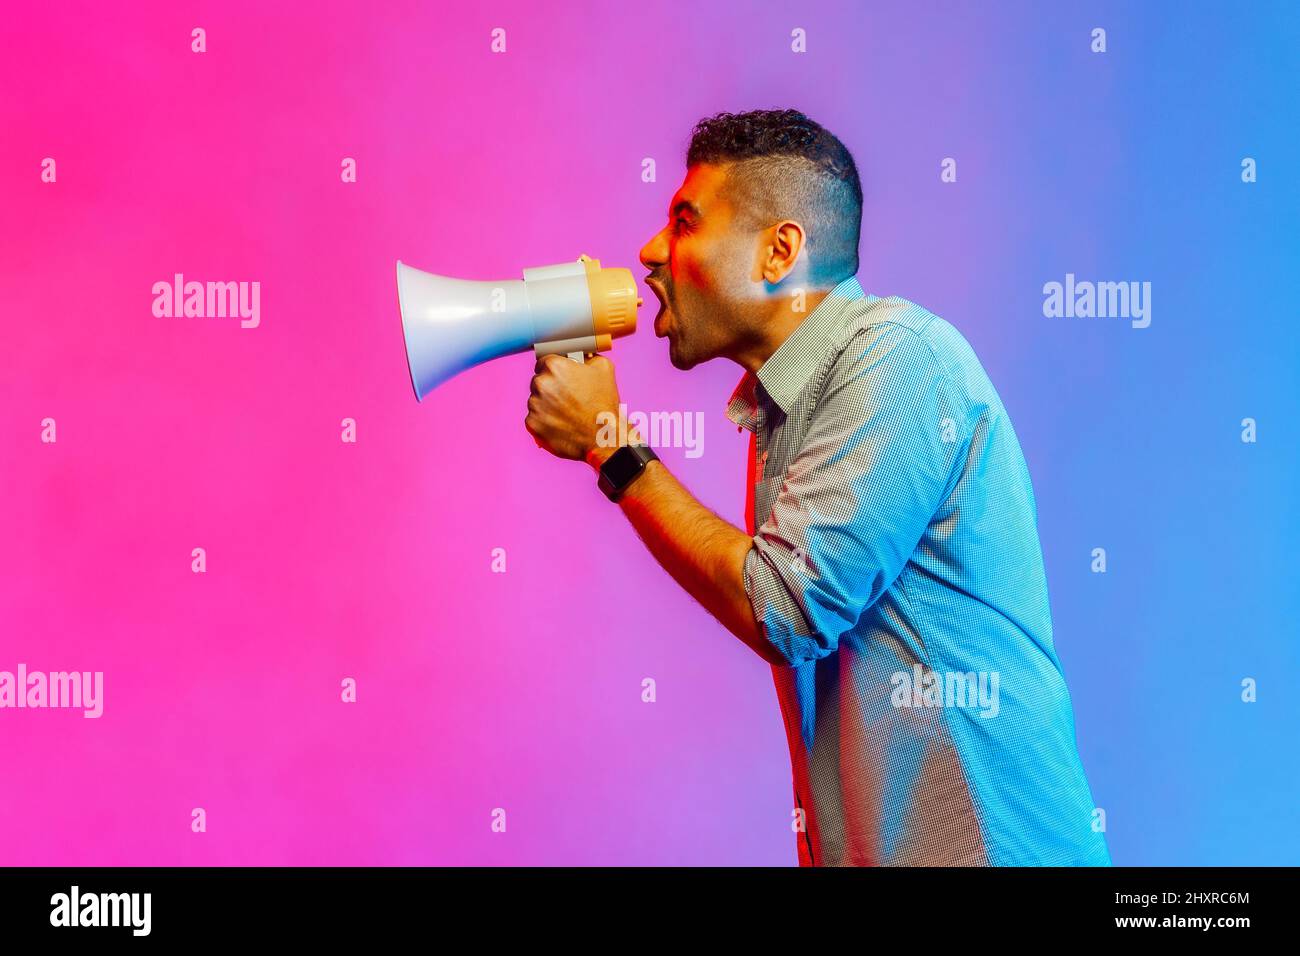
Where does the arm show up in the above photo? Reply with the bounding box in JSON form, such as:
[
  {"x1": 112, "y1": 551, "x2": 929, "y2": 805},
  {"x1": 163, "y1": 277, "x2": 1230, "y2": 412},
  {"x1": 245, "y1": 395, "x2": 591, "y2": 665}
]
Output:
[
  {"x1": 523, "y1": 352, "x2": 777, "y2": 664},
  {"x1": 524, "y1": 334, "x2": 965, "y2": 670},
  {"x1": 740, "y1": 327, "x2": 967, "y2": 666},
  {"x1": 584, "y1": 441, "x2": 784, "y2": 666}
]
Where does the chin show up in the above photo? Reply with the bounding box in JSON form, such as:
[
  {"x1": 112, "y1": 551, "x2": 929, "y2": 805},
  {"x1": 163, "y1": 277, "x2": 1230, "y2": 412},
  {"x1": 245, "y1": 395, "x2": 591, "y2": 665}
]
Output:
[{"x1": 668, "y1": 341, "x2": 698, "y2": 371}]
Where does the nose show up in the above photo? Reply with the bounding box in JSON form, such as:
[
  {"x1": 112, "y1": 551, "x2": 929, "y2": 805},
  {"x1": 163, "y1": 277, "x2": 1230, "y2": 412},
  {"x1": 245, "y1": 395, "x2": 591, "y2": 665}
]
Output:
[{"x1": 639, "y1": 226, "x2": 669, "y2": 273}]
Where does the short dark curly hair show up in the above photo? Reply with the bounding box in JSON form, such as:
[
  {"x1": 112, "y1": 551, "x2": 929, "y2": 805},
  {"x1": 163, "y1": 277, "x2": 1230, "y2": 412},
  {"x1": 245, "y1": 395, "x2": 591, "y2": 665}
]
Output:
[{"x1": 686, "y1": 109, "x2": 862, "y2": 282}]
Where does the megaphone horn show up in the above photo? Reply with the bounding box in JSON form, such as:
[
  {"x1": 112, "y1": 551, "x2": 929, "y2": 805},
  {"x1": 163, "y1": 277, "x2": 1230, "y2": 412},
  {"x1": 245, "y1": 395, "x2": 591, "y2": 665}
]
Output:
[{"x1": 397, "y1": 254, "x2": 641, "y2": 401}]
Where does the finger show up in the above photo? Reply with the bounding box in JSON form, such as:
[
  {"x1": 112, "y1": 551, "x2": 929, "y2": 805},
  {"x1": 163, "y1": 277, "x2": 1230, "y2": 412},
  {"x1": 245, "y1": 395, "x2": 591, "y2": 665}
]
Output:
[{"x1": 529, "y1": 375, "x2": 542, "y2": 397}]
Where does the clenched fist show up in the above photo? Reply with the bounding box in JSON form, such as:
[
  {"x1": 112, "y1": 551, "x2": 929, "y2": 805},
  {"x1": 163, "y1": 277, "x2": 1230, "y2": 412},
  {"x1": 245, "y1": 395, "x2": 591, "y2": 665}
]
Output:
[{"x1": 525, "y1": 353, "x2": 622, "y2": 462}]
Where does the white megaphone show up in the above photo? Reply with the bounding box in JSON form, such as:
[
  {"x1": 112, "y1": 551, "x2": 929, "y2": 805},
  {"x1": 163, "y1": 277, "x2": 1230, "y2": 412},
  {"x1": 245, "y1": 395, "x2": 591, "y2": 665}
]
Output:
[{"x1": 397, "y1": 254, "x2": 641, "y2": 400}]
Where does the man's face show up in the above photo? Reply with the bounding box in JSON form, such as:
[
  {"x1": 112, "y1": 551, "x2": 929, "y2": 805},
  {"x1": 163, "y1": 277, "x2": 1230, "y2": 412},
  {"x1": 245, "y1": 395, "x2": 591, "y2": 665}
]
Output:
[{"x1": 639, "y1": 163, "x2": 760, "y2": 370}]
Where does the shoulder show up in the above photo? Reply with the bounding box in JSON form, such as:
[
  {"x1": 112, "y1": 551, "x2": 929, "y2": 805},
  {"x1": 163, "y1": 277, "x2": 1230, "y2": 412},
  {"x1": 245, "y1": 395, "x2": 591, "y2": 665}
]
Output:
[
  {"x1": 852, "y1": 296, "x2": 975, "y2": 370},
  {"x1": 827, "y1": 296, "x2": 946, "y2": 386},
  {"x1": 826, "y1": 296, "x2": 993, "y2": 422}
]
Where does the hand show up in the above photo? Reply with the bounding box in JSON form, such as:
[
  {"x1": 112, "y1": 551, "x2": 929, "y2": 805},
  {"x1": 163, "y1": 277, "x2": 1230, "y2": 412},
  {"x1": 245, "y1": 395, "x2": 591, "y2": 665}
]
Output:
[{"x1": 525, "y1": 353, "x2": 622, "y2": 462}]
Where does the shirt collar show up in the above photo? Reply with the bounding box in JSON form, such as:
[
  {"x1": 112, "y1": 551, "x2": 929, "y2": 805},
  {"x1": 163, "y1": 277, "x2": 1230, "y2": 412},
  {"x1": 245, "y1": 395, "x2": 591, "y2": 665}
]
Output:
[{"x1": 726, "y1": 275, "x2": 868, "y2": 430}]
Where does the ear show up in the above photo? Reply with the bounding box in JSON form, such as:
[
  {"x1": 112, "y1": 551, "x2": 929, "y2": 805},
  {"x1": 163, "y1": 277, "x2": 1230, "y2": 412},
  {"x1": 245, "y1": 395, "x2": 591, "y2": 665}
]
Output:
[{"x1": 761, "y1": 220, "x2": 807, "y2": 284}]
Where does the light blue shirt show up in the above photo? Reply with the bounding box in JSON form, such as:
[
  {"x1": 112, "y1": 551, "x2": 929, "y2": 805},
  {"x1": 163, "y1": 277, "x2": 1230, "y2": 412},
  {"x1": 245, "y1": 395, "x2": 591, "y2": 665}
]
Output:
[{"x1": 730, "y1": 276, "x2": 1112, "y2": 866}]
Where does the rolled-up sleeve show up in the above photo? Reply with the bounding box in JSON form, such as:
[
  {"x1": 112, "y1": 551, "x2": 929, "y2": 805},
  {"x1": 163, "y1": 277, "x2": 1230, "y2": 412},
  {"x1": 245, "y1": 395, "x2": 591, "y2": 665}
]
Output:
[{"x1": 744, "y1": 326, "x2": 968, "y2": 667}]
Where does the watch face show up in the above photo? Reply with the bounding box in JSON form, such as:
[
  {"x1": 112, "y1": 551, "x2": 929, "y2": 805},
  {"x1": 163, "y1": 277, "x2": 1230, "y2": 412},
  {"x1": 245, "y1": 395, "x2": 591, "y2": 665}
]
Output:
[
  {"x1": 599, "y1": 444, "x2": 658, "y2": 501},
  {"x1": 605, "y1": 445, "x2": 645, "y2": 488}
]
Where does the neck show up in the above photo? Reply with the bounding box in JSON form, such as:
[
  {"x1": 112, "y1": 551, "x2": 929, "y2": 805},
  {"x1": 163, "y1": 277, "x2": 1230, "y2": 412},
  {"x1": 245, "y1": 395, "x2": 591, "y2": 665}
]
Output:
[{"x1": 733, "y1": 287, "x2": 835, "y2": 374}]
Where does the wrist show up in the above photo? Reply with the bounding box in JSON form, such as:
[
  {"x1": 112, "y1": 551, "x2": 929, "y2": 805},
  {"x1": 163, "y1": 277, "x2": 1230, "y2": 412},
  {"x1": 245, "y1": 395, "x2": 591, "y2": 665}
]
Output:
[
  {"x1": 586, "y1": 426, "x2": 647, "y2": 472},
  {"x1": 585, "y1": 443, "x2": 617, "y2": 471},
  {"x1": 592, "y1": 434, "x2": 658, "y2": 502}
]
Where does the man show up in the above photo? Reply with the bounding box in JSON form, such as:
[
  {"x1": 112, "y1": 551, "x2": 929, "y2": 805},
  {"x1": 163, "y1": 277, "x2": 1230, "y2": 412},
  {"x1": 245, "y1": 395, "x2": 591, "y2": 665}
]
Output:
[{"x1": 525, "y1": 109, "x2": 1111, "y2": 867}]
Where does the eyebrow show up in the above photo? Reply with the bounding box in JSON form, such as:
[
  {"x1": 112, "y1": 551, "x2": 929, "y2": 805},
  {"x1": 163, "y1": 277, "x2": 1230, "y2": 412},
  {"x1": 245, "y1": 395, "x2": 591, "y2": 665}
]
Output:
[{"x1": 670, "y1": 200, "x2": 702, "y2": 218}]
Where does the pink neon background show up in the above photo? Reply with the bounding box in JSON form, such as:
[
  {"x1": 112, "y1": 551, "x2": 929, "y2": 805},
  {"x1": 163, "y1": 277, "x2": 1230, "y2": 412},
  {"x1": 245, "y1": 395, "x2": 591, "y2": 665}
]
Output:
[
  {"x1": 3, "y1": 1, "x2": 824, "y2": 865},
  {"x1": 5, "y1": 1, "x2": 1298, "y2": 866}
]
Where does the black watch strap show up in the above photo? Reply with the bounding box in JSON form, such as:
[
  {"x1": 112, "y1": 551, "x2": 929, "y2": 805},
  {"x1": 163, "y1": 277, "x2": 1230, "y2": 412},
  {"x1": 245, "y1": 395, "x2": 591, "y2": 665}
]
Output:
[{"x1": 597, "y1": 443, "x2": 659, "y2": 502}]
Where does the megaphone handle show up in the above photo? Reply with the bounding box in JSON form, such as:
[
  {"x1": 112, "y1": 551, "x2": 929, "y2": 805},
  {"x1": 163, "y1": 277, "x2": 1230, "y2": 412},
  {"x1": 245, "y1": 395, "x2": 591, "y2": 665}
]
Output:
[{"x1": 566, "y1": 350, "x2": 587, "y2": 363}]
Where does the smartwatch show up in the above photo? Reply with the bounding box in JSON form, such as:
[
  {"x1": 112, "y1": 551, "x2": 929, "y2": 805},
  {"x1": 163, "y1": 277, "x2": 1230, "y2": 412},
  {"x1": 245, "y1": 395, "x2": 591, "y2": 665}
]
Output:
[{"x1": 597, "y1": 443, "x2": 659, "y2": 502}]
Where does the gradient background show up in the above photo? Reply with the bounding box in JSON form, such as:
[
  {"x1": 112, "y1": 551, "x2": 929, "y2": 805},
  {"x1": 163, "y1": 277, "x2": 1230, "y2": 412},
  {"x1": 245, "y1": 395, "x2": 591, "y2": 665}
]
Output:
[{"x1": 2, "y1": 0, "x2": 1297, "y2": 866}]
